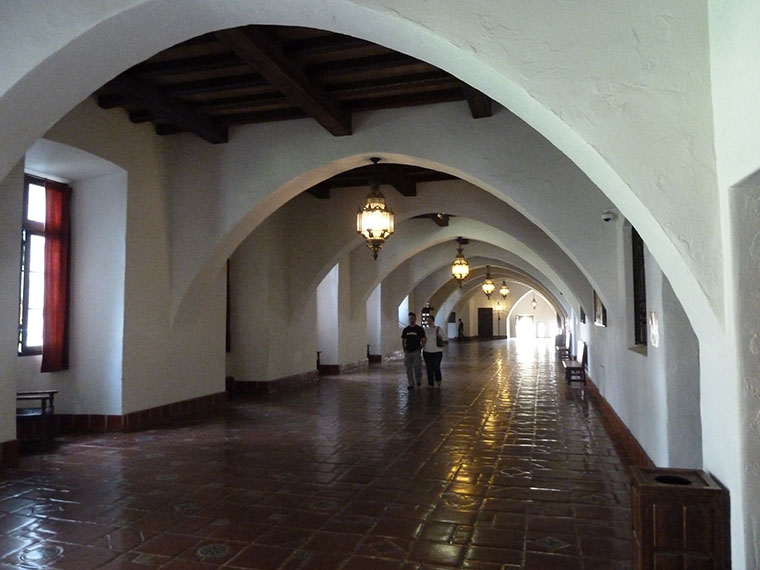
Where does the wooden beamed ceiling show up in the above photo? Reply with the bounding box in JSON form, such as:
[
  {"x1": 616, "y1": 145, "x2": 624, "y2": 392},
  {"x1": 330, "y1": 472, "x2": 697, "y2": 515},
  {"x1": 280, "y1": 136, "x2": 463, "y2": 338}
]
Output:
[
  {"x1": 95, "y1": 25, "x2": 492, "y2": 203},
  {"x1": 308, "y1": 163, "x2": 458, "y2": 200},
  {"x1": 95, "y1": 25, "x2": 493, "y2": 144}
]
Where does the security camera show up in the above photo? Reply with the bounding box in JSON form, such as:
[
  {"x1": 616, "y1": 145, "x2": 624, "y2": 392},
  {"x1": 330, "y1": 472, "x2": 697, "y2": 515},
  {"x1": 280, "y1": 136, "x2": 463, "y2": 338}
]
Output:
[{"x1": 601, "y1": 209, "x2": 617, "y2": 223}]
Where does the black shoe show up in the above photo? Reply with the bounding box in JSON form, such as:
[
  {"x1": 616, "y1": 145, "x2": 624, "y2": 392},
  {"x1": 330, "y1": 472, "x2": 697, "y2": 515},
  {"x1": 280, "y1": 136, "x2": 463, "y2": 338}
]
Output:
[{"x1": 407, "y1": 385, "x2": 414, "y2": 391}]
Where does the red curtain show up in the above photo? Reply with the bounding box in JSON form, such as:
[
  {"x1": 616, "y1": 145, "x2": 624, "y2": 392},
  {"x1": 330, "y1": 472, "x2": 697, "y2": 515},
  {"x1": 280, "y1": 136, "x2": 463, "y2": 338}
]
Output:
[{"x1": 41, "y1": 181, "x2": 71, "y2": 372}]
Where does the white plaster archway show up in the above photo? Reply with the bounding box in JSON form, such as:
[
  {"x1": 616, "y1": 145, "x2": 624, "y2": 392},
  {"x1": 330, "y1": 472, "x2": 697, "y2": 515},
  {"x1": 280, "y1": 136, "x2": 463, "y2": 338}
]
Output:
[
  {"x1": 1, "y1": 4, "x2": 750, "y2": 564},
  {"x1": 0, "y1": 2, "x2": 718, "y2": 338}
]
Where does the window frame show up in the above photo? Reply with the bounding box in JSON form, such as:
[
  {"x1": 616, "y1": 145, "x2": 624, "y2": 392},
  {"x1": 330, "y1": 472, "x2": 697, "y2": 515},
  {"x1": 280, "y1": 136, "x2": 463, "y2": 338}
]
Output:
[
  {"x1": 631, "y1": 226, "x2": 647, "y2": 346},
  {"x1": 18, "y1": 175, "x2": 46, "y2": 356}
]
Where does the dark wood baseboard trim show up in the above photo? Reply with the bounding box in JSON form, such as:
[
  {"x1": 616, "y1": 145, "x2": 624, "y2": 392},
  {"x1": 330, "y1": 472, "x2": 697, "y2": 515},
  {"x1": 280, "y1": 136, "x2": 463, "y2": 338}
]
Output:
[
  {"x1": 586, "y1": 377, "x2": 654, "y2": 468},
  {"x1": 57, "y1": 392, "x2": 228, "y2": 434},
  {"x1": 0, "y1": 439, "x2": 21, "y2": 467},
  {"x1": 229, "y1": 370, "x2": 319, "y2": 395},
  {"x1": 340, "y1": 359, "x2": 369, "y2": 374},
  {"x1": 318, "y1": 359, "x2": 369, "y2": 375}
]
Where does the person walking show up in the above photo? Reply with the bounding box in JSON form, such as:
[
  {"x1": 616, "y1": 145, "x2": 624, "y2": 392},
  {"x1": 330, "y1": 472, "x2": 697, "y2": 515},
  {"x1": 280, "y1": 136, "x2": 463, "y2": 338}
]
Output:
[
  {"x1": 458, "y1": 318, "x2": 464, "y2": 340},
  {"x1": 401, "y1": 312, "x2": 426, "y2": 390},
  {"x1": 422, "y1": 315, "x2": 444, "y2": 387}
]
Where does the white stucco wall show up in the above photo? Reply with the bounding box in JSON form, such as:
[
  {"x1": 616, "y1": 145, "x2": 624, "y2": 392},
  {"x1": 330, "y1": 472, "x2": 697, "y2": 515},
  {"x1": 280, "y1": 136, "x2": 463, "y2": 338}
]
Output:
[
  {"x1": 338, "y1": 259, "x2": 368, "y2": 366},
  {"x1": 710, "y1": 2, "x2": 760, "y2": 563},
  {"x1": 13, "y1": 137, "x2": 129, "y2": 415},
  {"x1": 709, "y1": 0, "x2": 760, "y2": 189},
  {"x1": 317, "y1": 264, "x2": 340, "y2": 366},
  {"x1": 366, "y1": 284, "x2": 382, "y2": 357},
  {"x1": 67, "y1": 171, "x2": 126, "y2": 414},
  {"x1": 731, "y1": 173, "x2": 760, "y2": 564},
  {"x1": 228, "y1": 206, "x2": 319, "y2": 382},
  {"x1": 661, "y1": 271, "x2": 702, "y2": 469},
  {"x1": 40, "y1": 101, "x2": 226, "y2": 413},
  {"x1": 0, "y1": 163, "x2": 24, "y2": 442}
]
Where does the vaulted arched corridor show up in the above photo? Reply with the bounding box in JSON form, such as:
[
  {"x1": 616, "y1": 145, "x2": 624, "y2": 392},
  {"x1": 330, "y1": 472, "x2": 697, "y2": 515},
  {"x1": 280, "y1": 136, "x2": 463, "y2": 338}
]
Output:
[{"x1": 1, "y1": 3, "x2": 758, "y2": 568}]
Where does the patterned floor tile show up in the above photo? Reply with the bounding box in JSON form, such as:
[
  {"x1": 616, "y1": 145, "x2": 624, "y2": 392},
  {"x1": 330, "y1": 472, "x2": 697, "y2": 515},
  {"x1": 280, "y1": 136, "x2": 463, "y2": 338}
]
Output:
[{"x1": 0, "y1": 340, "x2": 634, "y2": 569}]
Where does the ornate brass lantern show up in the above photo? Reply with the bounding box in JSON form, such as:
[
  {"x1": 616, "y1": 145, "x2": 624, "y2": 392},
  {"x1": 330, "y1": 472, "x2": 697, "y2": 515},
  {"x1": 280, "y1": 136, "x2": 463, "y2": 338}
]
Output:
[{"x1": 356, "y1": 158, "x2": 394, "y2": 259}]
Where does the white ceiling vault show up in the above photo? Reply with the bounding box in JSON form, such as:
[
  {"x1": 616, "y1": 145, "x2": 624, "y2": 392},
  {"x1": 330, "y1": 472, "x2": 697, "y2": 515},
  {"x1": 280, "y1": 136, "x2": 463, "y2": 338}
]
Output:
[{"x1": 0, "y1": 1, "x2": 718, "y2": 330}]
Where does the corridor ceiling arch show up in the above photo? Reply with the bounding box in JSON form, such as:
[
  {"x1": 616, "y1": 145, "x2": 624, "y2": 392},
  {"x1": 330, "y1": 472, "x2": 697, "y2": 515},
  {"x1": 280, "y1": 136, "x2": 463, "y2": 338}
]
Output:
[
  {"x1": 437, "y1": 263, "x2": 568, "y2": 322},
  {"x1": 0, "y1": 1, "x2": 718, "y2": 339},
  {"x1": 175, "y1": 145, "x2": 593, "y2": 328},
  {"x1": 345, "y1": 222, "x2": 582, "y2": 323}
]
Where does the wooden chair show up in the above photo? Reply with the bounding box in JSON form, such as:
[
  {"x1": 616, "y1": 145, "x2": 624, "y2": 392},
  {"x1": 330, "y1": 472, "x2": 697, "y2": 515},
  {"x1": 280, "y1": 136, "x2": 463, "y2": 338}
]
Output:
[{"x1": 562, "y1": 341, "x2": 587, "y2": 384}]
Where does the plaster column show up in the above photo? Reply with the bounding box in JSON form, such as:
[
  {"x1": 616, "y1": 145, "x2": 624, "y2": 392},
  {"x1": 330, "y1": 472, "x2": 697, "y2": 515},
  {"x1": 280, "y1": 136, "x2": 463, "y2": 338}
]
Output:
[
  {"x1": 0, "y1": 163, "x2": 24, "y2": 450},
  {"x1": 366, "y1": 284, "x2": 382, "y2": 360},
  {"x1": 731, "y1": 174, "x2": 760, "y2": 563}
]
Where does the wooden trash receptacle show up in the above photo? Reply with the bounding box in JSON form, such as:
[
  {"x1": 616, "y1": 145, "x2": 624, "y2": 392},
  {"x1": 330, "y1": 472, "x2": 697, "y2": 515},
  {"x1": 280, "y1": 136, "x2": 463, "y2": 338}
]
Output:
[{"x1": 630, "y1": 466, "x2": 729, "y2": 570}]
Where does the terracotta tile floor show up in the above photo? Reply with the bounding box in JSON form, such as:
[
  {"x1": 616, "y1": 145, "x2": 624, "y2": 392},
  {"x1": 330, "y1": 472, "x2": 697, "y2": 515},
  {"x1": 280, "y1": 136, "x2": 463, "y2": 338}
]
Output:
[{"x1": 0, "y1": 340, "x2": 634, "y2": 569}]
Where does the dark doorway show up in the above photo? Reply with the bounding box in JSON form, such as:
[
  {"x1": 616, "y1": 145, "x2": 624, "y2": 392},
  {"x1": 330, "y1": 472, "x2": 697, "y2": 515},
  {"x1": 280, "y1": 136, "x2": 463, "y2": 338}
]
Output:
[{"x1": 478, "y1": 308, "x2": 493, "y2": 337}]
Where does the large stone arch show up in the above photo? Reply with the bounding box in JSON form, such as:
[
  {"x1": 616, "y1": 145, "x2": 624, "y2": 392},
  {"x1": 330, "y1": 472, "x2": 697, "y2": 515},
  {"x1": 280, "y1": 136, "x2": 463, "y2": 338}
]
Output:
[
  {"x1": 1, "y1": 1, "x2": 718, "y2": 338},
  {"x1": 169, "y1": 107, "x2": 609, "y2": 330},
  {"x1": 3, "y1": 3, "x2": 749, "y2": 563},
  {"x1": 352, "y1": 236, "x2": 576, "y2": 323}
]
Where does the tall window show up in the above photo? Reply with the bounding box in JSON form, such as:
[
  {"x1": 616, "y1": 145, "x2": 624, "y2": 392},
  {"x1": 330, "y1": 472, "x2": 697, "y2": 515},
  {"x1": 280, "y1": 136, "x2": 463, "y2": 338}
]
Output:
[
  {"x1": 631, "y1": 227, "x2": 647, "y2": 346},
  {"x1": 18, "y1": 175, "x2": 72, "y2": 371}
]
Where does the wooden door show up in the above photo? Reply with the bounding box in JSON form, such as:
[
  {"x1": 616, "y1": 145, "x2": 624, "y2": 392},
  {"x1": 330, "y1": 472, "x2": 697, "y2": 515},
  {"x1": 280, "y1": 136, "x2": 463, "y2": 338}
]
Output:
[{"x1": 477, "y1": 308, "x2": 493, "y2": 337}]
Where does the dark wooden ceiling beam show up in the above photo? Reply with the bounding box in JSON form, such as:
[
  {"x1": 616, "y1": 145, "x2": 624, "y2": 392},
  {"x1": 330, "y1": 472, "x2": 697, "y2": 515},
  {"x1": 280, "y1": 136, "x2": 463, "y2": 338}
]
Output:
[
  {"x1": 96, "y1": 92, "x2": 127, "y2": 110},
  {"x1": 305, "y1": 165, "x2": 460, "y2": 199},
  {"x1": 108, "y1": 73, "x2": 228, "y2": 144},
  {"x1": 410, "y1": 213, "x2": 453, "y2": 226},
  {"x1": 215, "y1": 26, "x2": 352, "y2": 136},
  {"x1": 377, "y1": 164, "x2": 416, "y2": 197},
  {"x1": 307, "y1": 183, "x2": 331, "y2": 199},
  {"x1": 134, "y1": 54, "x2": 246, "y2": 77},
  {"x1": 167, "y1": 75, "x2": 270, "y2": 98},
  {"x1": 462, "y1": 84, "x2": 493, "y2": 118}
]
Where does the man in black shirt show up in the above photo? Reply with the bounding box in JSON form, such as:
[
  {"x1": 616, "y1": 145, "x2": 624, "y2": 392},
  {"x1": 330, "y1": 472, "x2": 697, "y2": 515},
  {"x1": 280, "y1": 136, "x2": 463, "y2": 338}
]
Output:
[{"x1": 401, "y1": 312, "x2": 426, "y2": 390}]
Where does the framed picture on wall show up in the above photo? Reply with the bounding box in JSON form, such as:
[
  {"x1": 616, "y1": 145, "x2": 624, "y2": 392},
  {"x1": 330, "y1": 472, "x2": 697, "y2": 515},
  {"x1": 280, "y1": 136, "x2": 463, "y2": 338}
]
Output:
[{"x1": 593, "y1": 290, "x2": 607, "y2": 327}]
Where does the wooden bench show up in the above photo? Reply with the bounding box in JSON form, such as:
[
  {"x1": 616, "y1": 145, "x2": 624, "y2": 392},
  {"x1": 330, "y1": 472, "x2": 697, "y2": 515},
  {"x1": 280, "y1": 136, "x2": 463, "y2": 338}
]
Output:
[
  {"x1": 562, "y1": 341, "x2": 587, "y2": 384},
  {"x1": 16, "y1": 390, "x2": 58, "y2": 446},
  {"x1": 556, "y1": 333, "x2": 572, "y2": 361}
]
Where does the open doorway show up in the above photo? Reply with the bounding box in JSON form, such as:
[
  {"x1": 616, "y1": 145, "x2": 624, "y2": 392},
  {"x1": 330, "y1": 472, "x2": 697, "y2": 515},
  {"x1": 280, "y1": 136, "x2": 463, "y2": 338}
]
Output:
[{"x1": 515, "y1": 315, "x2": 535, "y2": 339}]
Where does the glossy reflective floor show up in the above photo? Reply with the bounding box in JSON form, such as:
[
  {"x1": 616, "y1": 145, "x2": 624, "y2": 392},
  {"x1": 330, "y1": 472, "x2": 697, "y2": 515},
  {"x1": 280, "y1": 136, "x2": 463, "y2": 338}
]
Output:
[{"x1": 0, "y1": 340, "x2": 633, "y2": 569}]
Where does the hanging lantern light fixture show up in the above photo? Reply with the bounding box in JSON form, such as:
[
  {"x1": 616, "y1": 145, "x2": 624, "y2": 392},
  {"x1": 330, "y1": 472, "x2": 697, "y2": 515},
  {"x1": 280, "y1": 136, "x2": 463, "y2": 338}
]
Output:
[
  {"x1": 356, "y1": 157, "x2": 394, "y2": 260},
  {"x1": 499, "y1": 280, "x2": 510, "y2": 299},
  {"x1": 531, "y1": 293, "x2": 537, "y2": 310},
  {"x1": 451, "y1": 237, "x2": 469, "y2": 286},
  {"x1": 482, "y1": 265, "x2": 495, "y2": 299}
]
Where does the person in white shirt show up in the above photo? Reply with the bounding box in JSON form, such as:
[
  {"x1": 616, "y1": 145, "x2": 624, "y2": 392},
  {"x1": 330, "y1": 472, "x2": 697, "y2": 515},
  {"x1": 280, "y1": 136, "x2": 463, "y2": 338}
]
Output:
[{"x1": 422, "y1": 314, "x2": 444, "y2": 387}]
